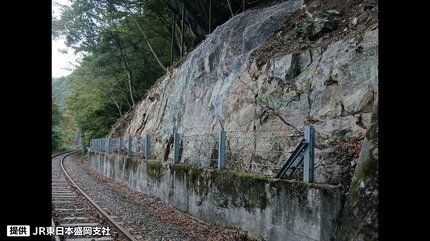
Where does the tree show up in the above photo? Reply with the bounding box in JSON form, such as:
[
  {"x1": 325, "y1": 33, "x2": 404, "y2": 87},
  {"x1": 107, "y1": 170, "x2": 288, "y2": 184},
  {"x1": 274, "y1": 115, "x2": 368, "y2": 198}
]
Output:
[
  {"x1": 53, "y1": 0, "x2": 255, "y2": 143},
  {"x1": 52, "y1": 98, "x2": 63, "y2": 150}
]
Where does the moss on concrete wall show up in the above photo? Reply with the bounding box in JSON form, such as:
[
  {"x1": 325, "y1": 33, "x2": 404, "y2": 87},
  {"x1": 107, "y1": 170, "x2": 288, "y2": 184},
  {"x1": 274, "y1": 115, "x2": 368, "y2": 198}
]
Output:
[
  {"x1": 146, "y1": 160, "x2": 167, "y2": 182},
  {"x1": 89, "y1": 152, "x2": 341, "y2": 241},
  {"x1": 211, "y1": 171, "x2": 269, "y2": 211},
  {"x1": 170, "y1": 164, "x2": 269, "y2": 211},
  {"x1": 124, "y1": 157, "x2": 140, "y2": 172}
]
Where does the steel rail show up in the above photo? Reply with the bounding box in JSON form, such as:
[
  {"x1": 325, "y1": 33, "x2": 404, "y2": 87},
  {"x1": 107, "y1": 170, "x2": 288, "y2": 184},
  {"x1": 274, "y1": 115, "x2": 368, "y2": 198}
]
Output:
[{"x1": 53, "y1": 150, "x2": 139, "y2": 241}]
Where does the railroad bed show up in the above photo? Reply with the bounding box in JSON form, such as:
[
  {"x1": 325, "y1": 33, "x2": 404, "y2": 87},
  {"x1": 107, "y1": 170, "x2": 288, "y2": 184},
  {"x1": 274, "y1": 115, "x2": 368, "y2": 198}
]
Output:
[
  {"x1": 53, "y1": 151, "x2": 252, "y2": 241},
  {"x1": 52, "y1": 151, "x2": 131, "y2": 241}
]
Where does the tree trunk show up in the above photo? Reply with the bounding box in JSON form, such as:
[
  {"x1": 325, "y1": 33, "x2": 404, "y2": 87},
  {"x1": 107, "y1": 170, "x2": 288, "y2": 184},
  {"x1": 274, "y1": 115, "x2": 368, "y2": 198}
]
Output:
[
  {"x1": 109, "y1": 94, "x2": 122, "y2": 117},
  {"x1": 170, "y1": 13, "x2": 176, "y2": 65},
  {"x1": 227, "y1": 0, "x2": 234, "y2": 17},
  {"x1": 165, "y1": 0, "x2": 207, "y2": 40},
  {"x1": 84, "y1": 77, "x2": 124, "y2": 117},
  {"x1": 111, "y1": 33, "x2": 136, "y2": 107},
  {"x1": 113, "y1": 75, "x2": 132, "y2": 110},
  {"x1": 180, "y1": 5, "x2": 185, "y2": 57},
  {"x1": 208, "y1": 0, "x2": 212, "y2": 33},
  {"x1": 132, "y1": 17, "x2": 167, "y2": 73}
]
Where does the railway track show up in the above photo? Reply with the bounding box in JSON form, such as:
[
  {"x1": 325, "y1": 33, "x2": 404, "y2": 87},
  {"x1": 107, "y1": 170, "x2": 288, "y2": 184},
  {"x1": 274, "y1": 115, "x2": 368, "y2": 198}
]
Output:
[
  {"x1": 51, "y1": 151, "x2": 138, "y2": 241},
  {"x1": 53, "y1": 151, "x2": 252, "y2": 241}
]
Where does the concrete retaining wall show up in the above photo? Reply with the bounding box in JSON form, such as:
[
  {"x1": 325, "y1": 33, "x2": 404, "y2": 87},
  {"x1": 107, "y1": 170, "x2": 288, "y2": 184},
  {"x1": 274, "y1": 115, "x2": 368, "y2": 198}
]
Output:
[{"x1": 88, "y1": 152, "x2": 341, "y2": 241}]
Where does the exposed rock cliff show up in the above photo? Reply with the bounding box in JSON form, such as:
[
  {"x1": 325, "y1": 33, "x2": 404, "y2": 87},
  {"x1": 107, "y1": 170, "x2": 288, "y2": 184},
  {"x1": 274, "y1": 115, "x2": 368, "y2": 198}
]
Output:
[
  {"x1": 107, "y1": 0, "x2": 378, "y2": 239},
  {"x1": 332, "y1": 101, "x2": 378, "y2": 240},
  {"x1": 111, "y1": 0, "x2": 377, "y2": 181}
]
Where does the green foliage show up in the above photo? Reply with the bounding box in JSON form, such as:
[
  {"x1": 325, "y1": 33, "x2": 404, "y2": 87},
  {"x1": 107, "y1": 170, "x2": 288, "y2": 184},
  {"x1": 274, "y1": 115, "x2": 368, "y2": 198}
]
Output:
[
  {"x1": 53, "y1": 0, "x2": 250, "y2": 142},
  {"x1": 66, "y1": 81, "x2": 118, "y2": 146},
  {"x1": 52, "y1": 97, "x2": 62, "y2": 127},
  {"x1": 54, "y1": 0, "x2": 174, "y2": 143},
  {"x1": 52, "y1": 76, "x2": 69, "y2": 107},
  {"x1": 52, "y1": 79, "x2": 80, "y2": 151},
  {"x1": 52, "y1": 100, "x2": 63, "y2": 150},
  {"x1": 52, "y1": 126, "x2": 64, "y2": 150}
]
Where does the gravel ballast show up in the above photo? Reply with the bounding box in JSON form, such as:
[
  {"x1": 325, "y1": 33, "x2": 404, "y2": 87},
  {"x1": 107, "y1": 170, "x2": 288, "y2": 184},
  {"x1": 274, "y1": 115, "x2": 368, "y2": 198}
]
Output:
[{"x1": 63, "y1": 153, "x2": 254, "y2": 241}]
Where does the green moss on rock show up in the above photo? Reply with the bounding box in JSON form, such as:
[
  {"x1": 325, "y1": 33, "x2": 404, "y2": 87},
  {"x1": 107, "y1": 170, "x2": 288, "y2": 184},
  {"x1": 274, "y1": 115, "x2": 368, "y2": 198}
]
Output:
[
  {"x1": 332, "y1": 118, "x2": 378, "y2": 241},
  {"x1": 365, "y1": 120, "x2": 378, "y2": 142}
]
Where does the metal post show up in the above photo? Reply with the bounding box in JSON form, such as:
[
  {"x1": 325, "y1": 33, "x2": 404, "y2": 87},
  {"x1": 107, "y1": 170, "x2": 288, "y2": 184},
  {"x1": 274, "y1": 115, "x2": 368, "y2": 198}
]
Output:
[
  {"x1": 218, "y1": 130, "x2": 226, "y2": 169},
  {"x1": 108, "y1": 138, "x2": 111, "y2": 154},
  {"x1": 303, "y1": 126, "x2": 315, "y2": 183},
  {"x1": 180, "y1": 4, "x2": 184, "y2": 58},
  {"x1": 173, "y1": 131, "x2": 180, "y2": 163},
  {"x1": 145, "y1": 134, "x2": 151, "y2": 159},
  {"x1": 128, "y1": 136, "x2": 132, "y2": 157},
  {"x1": 243, "y1": 0, "x2": 246, "y2": 11},
  {"x1": 119, "y1": 137, "x2": 123, "y2": 155}
]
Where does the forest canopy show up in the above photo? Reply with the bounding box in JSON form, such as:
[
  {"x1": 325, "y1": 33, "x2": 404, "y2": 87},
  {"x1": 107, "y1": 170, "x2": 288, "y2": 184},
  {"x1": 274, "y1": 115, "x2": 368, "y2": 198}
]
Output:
[{"x1": 53, "y1": 0, "x2": 261, "y2": 148}]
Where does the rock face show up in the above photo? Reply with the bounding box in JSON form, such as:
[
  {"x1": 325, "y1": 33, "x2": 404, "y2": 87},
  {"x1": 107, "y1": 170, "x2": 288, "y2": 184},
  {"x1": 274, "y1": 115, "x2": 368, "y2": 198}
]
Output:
[
  {"x1": 105, "y1": 1, "x2": 378, "y2": 240},
  {"x1": 110, "y1": 0, "x2": 378, "y2": 185},
  {"x1": 332, "y1": 102, "x2": 378, "y2": 240}
]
